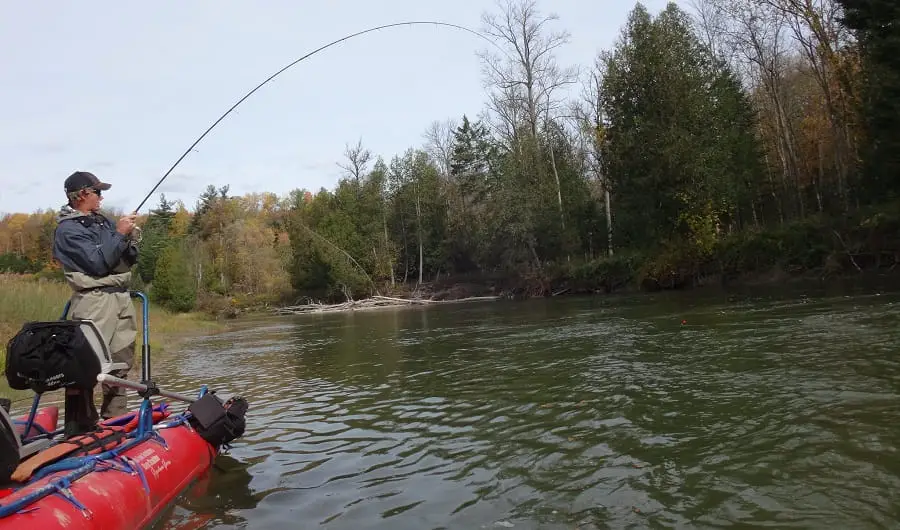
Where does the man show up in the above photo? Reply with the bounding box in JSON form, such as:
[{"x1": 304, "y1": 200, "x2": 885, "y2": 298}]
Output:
[{"x1": 53, "y1": 171, "x2": 140, "y2": 432}]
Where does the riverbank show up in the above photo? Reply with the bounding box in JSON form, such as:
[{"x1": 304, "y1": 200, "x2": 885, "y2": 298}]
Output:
[
  {"x1": 0, "y1": 273, "x2": 223, "y2": 397},
  {"x1": 270, "y1": 205, "x2": 900, "y2": 312},
  {"x1": 427, "y1": 204, "x2": 900, "y2": 300},
  {"x1": 4, "y1": 204, "x2": 897, "y2": 324}
]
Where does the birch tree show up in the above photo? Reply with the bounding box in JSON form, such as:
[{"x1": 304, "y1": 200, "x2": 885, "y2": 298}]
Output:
[
  {"x1": 573, "y1": 58, "x2": 614, "y2": 256},
  {"x1": 478, "y1": 0, "x2": 579, "y2": 144},
  {"x1": 337, "y1": 138, "x2": 372, "y2": 192}
]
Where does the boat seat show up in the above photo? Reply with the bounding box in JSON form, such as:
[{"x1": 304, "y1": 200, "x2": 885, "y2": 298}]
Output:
[
  {"x1": 78, "y1": 319, "x2": 129, "y2": 375},
  {"x1": 0, "y1": 404, "x2": 55, "y2": 480},
  {"x1": 0, "y1": 403, "x2": 23, "y2": 481},
  {"x1": 19, "y1": 439, "x2": 52, "y2": 460}
]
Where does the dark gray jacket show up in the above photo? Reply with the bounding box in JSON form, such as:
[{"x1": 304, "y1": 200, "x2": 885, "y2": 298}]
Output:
[{"x1": 53, "y1": 205, "x2": 138, "y2": 291}]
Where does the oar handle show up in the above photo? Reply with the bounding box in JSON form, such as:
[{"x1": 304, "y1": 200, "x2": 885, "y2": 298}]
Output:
[{"x1": 97, "y1": 374, "x2": 196, "y2": 404}]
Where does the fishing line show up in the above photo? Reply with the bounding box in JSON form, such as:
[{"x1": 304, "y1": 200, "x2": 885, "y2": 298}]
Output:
[{"x1": 134, "y1": 20, "x2": 506, "y2": 213}]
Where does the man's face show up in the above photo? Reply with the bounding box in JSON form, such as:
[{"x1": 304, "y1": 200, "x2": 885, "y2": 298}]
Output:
[{"x1": 80, "y1": 187, "x2": 103, "y2": 212}]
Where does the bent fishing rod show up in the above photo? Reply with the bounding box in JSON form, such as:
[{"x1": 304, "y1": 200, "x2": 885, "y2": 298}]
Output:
[{"x1": 133, "y1": 20, "x2": 505, "y2": 214}]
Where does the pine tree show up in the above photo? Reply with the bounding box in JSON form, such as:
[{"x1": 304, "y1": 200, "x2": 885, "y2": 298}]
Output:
[
  {"x1": 837, "y1": 0, "x2": 900, "y2": 201},
  {"x1": 136, "y1": 194, "x2": 176, "y2": 283},
  {"x1": 599, "y1": 3, "x2": 764, "y2": 249},
  {"x1": 152, "y1": 240, "x2": 196, "y2": 312}
]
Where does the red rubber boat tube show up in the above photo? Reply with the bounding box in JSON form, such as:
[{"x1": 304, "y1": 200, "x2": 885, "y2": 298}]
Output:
[
  {"x1": 0, "y1": 413, "x2": 216, "y2": 529},
  {"x1": 12, "y1": 406, "x2": 59, "y2": 439}
]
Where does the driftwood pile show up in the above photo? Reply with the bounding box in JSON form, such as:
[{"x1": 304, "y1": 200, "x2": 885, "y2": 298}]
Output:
[{"x1": 272, "y1": 295, "x2": 501, "y2": 315}]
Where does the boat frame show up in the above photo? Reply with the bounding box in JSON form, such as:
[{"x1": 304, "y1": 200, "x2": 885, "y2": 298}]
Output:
[{"x1": 1, "y1": 290, "x2": 232, "y2": 523}]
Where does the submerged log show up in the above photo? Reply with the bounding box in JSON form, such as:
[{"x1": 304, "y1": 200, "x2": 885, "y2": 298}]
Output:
[{"x1": 272, "y1": 294, "x2": 501, "y2": 315}]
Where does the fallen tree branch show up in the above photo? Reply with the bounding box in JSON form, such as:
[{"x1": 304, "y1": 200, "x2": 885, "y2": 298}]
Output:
[
  {"x1": 832, "y1": 229, "x2": 863, "y2": 273},
  {"x1": 272, "y1": 294, "x2": 500, "y2": 315}
]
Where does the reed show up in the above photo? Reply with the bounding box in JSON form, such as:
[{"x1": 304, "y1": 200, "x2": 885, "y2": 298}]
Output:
[{"x1": 0, "y1": 273, "x2": 222, "y2": 375}]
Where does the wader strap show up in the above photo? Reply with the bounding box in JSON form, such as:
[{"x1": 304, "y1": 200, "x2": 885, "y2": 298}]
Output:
[{"x1": 77, "y1": 286, "x2": 128, "y2": 294}]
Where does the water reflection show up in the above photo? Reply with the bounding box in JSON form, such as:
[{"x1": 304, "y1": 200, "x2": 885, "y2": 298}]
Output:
[
  {"x1": 145, "y1": 287, "x2": 900, "y2": 529},
  {"x1": 153, "y1": 456, "x2": 257, "y2": 530}
]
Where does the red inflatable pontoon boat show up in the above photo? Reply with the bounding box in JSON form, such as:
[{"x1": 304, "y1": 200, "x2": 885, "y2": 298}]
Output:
[{"x1": 0, "y1": 291, "x2": 249, "y2": 529}]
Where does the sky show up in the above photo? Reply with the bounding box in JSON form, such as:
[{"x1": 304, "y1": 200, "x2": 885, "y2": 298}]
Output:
[{"x1": 0, "y1": 0, "x2": 686, "y2": 216}]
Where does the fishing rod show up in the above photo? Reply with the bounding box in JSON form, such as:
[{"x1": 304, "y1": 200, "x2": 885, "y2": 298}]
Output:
[{"x1": 133, "y1": 20, "x2": 505, "y2": 213}]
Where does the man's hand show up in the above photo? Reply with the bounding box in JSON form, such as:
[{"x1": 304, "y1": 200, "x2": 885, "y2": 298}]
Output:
[{"x1": 117, "y1": 212, "x2": 137, "y2": 236}]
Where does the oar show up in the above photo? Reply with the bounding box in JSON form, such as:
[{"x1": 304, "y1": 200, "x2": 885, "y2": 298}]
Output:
[{"x1": 97, "y1": 374, "x2": 197, "y2": 404}]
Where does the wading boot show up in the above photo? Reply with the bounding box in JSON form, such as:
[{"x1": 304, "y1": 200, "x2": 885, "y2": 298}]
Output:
[{"x1": 63, "y1": 387, "x2": 99, "y2": 438}]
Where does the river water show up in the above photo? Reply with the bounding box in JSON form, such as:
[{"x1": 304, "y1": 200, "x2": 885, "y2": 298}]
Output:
[{"x1": 142, "y1": 281, "x2": 900, "y2": 529}]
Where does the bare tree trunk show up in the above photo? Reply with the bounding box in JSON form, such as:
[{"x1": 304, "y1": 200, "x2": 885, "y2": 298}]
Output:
[
  {"x1": 816, "y1": 140, "x2": 825, "y2": 212},
  {"x1": 765, "y1": 71, "x2": 805, "y2": 219},
  {"x1": 765, "y1": 153, "x2": 785, "y2": 224},
  {"x1": 544, "y1": 98, "x2": 565, "y2": 232},
  {"x1": 383, "y1": 209, "x2": 394, "y2": 288},
  {"x1": 575, "y1": 63, "x2": 613, "y2": 256},
  {"x1": 415, "y1": 183, "x2": 424, "y2": 287},
  {"x1": 605, "y1": 187, "x2": 613, "y2": 256},
  {"x1": 399, "y1": 209, "x2": 409, "y2": 285}
]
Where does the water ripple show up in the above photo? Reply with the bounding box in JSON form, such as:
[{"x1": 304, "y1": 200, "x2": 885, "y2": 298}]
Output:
[{"x1": 140, "y1": 291, "x2": 900, "y2": 529}]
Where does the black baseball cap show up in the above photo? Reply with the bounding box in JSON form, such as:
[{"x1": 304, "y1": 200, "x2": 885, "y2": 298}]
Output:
[{"x1": 64, "y1": 171, "x2": 111, "y2": 193}]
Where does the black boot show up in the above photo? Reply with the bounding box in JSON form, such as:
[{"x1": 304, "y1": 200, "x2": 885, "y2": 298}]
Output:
[{"x1": 64, "y1": 387, "x2": 99, "y2": 438}]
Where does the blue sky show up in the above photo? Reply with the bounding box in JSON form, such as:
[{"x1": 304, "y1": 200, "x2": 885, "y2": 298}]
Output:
[{"x1": 0, "y1": 0, "x2": 685, "y2": 216}]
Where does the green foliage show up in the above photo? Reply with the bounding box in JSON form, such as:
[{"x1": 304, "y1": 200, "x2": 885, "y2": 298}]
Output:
[
  {"x1": 0, "y1": 253, "x2": 43, "y2": 273},
  {"x1": 716, "y1": 220, "x2": 831, "y2": 275},
  {"x1": 599, "y1": 3, "x2": 765, "y2": 249},
  {"x1": 32, "y1": 266, "x2": 64, "y2": 282},
  {"x1": 567, "y1": 252, "x2": 645, "y2": 292},
  {"x1": 151, "y1": 240, "x2": 197, "y2": 313},
  {"x1": 837, "y1": 0, "x2": 900, "y2": 201},
  {"x1": 136, "y1": 194, "x2": 175, "y2": 283}
]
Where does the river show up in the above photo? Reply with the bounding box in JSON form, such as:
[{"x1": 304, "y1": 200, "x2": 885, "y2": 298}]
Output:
[{"x1": 142, "y1": 281, "x2": 900, "y2": 529}]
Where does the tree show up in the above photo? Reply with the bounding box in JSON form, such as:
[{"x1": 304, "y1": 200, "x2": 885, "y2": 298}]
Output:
[
  {"x1": 136, "y1": 194, "x2": 175, "y2": 284},
  {"x1": 573, "y1": 58, "x2": 614, "y2": 256},
  {"x1": 152, "y1": 239, "x2": 196, "y2": 312},
  {"x1": 423, "y1": 119, "x2": 457, "y2": 177},
  {"x1": 478, "y1": 0, "x2": 579, "y2": 144},
  {"x1": 837, "y1": 0, "x2": 900, "y2": 201},
  {"x1": 387, "y1": 150, "x2": 446, "y2": 285},
  {"x1": 598, "y1": 3, "x2": 764, "y2": 252},
  {"x1": 337, "y1": 138, "x2": 372, "y2": 189},
  {"x1": 762, "y1": 0, "x2": 859, "y2": 210}
]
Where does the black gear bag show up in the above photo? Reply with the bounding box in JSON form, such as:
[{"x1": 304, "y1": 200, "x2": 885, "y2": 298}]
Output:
[
  {"x1": 4, "y1": 320, "x2": 102, "y2": 393},
  {"x1": 187, "y1": 392, "x2": 249, "y2": 448}
]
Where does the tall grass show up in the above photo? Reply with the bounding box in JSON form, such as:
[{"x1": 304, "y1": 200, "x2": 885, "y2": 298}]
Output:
[{"x1": 0, "y1": 273, "x2": 222, "y2": 373}]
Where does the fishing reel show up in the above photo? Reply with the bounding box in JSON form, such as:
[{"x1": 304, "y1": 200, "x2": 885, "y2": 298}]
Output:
[{"x1": 129, "y1": 225, "x2": 143, "y2": 244}]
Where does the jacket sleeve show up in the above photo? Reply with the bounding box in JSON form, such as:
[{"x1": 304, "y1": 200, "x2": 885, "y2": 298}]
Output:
[
  {"x1": 122, "y1": 240, "x2": 139, "y2": 266},
  {"x1": 54, "y1": 221, "x2": 129, "y2": 277}
]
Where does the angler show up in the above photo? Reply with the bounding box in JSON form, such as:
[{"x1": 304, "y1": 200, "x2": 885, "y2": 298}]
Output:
[{"x1": 54, "y1": 171, "x2": 140, "y2": 433}]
